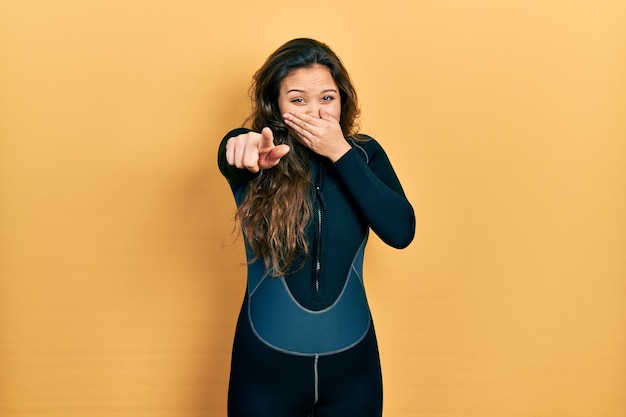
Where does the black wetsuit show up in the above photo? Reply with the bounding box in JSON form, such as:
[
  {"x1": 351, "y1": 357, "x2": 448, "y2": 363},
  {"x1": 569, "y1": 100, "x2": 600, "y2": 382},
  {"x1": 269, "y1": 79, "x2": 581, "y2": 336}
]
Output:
[{"x1": 218, "y1": 128, "x2": 415, "y2": 417}]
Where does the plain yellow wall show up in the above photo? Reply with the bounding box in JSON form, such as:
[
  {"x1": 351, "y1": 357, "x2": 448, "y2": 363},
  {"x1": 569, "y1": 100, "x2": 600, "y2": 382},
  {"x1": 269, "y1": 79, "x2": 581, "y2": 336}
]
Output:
[{"x1": 1, "y1": 1, "x2": 625, "y2": 416}]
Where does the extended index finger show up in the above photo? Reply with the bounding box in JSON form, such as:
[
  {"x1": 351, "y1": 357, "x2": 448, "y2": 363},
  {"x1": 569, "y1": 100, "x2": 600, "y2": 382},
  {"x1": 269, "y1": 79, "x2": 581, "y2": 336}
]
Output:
[{"x1": 258, "y1": 127, "x2": 275, "y2": 151}]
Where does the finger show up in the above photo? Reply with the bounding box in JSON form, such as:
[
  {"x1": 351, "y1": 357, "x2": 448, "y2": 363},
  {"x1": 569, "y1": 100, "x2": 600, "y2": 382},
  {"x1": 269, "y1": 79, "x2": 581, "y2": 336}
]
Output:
[
  {"x1": 242, "y1": 139, "x2": 261, "y2": 172},
  {"x1": 285, "y1": 111, "x2": 322, "y2": 129},
  {"x1": 229, "y1": 134, "x2": 255, "y2": 168},
  {"x1": 225, "y1": 137, "x2": 236, "y2": 165},
  {"x1": 259, "y1": 127, "x2": 274, "y2": 151},
  {"x1": 285, "y1": 121, "x2": 311, "y2": 146},
  {"x1": 319, "y1": 109, "x2": 338, "y2": 123},
  {"x1": 283, "y1": 114, "x2": 316, "y2": 142},
  {"x1": 233, "y1": 136, "x2": 248, "y2": 168}
]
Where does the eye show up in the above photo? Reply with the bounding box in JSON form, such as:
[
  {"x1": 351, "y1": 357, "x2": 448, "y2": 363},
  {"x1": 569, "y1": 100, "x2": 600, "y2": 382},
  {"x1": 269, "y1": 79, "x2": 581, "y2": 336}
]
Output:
[
  {"x1": 322, "y1": 95, "x2": 335, "y2": 102},
  {"x1": 290, "y1": 98, "x2": 305, "y2": 104}
]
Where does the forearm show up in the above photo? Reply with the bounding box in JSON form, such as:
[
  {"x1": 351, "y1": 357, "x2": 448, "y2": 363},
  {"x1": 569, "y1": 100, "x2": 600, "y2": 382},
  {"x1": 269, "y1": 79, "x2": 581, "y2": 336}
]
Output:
[{"x1": 333, "y1": 147, "x2": 415, "y2": 248}]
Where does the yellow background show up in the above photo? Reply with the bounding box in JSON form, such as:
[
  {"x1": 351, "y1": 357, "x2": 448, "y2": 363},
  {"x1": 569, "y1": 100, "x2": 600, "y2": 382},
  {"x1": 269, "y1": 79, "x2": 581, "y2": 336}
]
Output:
[{"x1": 1, "y1": 1, "x2": 625, "y2": 416}]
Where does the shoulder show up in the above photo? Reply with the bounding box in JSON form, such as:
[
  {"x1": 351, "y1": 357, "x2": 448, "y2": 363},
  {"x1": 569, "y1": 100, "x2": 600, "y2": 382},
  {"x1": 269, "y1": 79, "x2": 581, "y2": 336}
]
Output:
[
  {"x1": 219, "y1": 127, "x2": 253, "y2": 153},
  {"x1": 346, "y1": 134, "x2": 386, "y2": 164},
  {"x1": 223, "y1": 127, "x2": 252, "y2": 140}
]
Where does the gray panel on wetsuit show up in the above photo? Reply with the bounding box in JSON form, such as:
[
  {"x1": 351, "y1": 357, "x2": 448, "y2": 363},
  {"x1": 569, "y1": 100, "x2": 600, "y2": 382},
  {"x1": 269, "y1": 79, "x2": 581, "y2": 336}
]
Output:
[{"x1": 248, "y1": 238, "x2": 370, "y2": 355}]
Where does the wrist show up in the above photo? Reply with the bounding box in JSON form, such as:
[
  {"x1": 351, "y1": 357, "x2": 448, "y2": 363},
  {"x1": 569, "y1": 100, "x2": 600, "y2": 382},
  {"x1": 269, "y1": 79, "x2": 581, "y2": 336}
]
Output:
[{"x1": 328, "y1": 142, "x2": 351, "y2": 163}]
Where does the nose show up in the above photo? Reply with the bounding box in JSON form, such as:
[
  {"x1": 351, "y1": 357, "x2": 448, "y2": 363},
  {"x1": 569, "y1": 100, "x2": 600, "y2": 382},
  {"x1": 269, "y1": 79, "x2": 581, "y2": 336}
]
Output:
[{"x1": 306, "y1": 103, "x2": 321, "y2": 117}]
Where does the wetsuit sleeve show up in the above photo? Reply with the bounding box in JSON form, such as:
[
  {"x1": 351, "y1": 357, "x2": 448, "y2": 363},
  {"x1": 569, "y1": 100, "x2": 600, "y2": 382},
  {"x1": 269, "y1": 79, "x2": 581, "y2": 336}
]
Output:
[
  {"x1": 333, "y1": 138, "x2": 415, "y2": 248},
  {"x1": 217, "y1": 127, "x2": 261, "y2": 185}
]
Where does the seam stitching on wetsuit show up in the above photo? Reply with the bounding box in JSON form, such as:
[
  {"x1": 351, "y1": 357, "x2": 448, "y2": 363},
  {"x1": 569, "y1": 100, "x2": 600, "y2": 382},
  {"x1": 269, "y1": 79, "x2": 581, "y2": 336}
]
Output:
[
  {"x1": 314, "y1": 354, "x2": 319, "y2": 405},
  {"x1": 349, "y1": 139, "x2": 370, "y2": 164},
  {"x1": 248, "y1": 275, "x2": 266, "y2": 296},
  {"x1": 351, "y1": 263, "x2": 362, "y2": 283}
]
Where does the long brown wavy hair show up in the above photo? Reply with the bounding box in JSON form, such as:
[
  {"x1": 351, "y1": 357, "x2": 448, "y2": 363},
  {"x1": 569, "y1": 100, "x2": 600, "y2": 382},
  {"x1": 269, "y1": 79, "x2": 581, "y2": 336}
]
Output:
[{"x1": 237, "y1": 38, "x2": 362, "y2": 276}]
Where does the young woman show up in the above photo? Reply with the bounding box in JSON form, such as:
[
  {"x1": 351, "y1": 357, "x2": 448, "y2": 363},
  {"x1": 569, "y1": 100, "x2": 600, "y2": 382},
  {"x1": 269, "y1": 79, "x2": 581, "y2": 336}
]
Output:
[{"x1": 218, "y1": 38, "x2": 415, "y2": 417}]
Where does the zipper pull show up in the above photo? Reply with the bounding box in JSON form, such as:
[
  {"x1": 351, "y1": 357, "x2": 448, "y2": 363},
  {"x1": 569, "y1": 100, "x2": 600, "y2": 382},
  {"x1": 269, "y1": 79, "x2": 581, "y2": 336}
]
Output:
[{"x1": 316, "y1": 186, "x2": 327, "y2": 211}]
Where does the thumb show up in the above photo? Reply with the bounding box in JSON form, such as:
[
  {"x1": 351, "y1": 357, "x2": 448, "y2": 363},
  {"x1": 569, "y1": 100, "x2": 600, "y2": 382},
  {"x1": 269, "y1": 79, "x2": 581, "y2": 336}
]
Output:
[{"x1": 267, "y1": 144, "x2": 290, "y2": 165}]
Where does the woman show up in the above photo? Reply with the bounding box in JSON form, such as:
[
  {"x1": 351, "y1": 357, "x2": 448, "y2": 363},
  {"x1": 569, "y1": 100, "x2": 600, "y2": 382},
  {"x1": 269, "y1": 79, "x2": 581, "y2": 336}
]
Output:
[{"x1": 218, "y1": 38, "x2": 415, "y2": 417}]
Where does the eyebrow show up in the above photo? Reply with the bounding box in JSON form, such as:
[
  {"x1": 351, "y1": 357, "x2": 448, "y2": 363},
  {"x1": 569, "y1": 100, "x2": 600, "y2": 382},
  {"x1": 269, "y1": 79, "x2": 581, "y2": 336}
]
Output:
[{"x1": 286, "y1": 88, "x2": 338, "y2": 94}]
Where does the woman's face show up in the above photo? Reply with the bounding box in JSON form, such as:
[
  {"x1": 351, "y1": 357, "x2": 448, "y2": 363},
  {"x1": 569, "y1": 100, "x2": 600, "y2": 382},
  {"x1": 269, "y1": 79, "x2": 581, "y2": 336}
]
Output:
[{"x1": 278, "y1": 64, "x2": 341, "y2": 120}]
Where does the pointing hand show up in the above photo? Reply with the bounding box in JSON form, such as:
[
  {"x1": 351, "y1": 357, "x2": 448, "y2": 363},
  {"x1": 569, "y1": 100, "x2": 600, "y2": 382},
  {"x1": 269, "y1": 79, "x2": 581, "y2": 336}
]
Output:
[{"x1": 226, "y1": 127, "x2": 290, "y2": 173}]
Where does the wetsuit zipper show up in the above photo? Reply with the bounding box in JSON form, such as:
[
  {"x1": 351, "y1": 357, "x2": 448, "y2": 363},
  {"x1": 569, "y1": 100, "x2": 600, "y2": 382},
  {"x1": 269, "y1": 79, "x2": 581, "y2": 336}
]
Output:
[{"x1": 314, "y1": 163, "x2": 326, "y2": 300}]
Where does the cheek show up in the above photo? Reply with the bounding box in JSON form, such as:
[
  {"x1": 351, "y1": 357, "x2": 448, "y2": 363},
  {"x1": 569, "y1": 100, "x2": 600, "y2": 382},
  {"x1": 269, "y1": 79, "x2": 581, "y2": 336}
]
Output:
[
  {"x1": 331, "y1": 102, "x2": 342, "y2": 119},
  {"x1": 278, "y1": 98, "x2": 294, "y2": 115}
]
